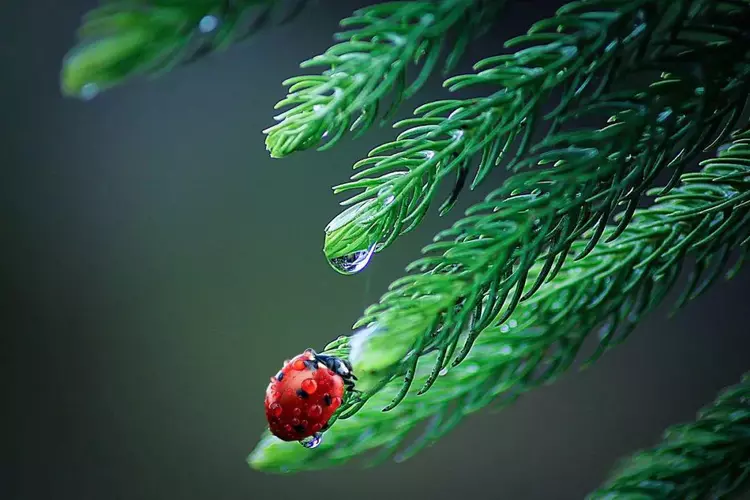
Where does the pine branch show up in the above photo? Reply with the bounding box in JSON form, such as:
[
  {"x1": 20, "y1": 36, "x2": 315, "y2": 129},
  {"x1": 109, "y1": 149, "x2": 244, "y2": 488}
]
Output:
[
  {"x1": 587, "y1": 372, "x2": 750, "y2": 499},
  {"x1": 248, "y1": 129, "x2": 750, "y2": 473},
  {"x1": 263, "y1": 0, "x2": 503, "y2": 158},
  {"x1": 323, "y1": 4, "x2": 750, "y2": 405},
  {"x1": 322, "y1": 0, "x2": 750, "y2": 266},
  {"x1": 61, "y1": 0, "x2": 306, "y2": 99}
]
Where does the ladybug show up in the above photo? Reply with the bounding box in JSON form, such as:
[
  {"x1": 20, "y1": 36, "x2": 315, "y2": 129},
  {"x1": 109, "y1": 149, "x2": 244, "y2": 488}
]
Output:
[{"x1": 264, "y1": 348, "x2": 356, "y2": 446}]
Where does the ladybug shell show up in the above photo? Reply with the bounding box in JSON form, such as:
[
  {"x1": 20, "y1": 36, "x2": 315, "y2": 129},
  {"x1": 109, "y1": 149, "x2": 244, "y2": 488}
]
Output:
[{"x1": 265, "y1": 351, "x2": 344, "y2": 441}]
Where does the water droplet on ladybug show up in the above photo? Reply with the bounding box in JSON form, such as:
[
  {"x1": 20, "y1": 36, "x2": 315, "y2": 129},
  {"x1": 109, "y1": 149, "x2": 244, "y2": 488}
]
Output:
[
  {"x1": 266, "y1": 384, "x2": 278, "y2": 399},
  {"x1": 270, "y1": 403, "x2": 282, "y2": 417},
  {"x1": 300, "y1": 432, "x2": 323, "y2": 449},
  {"x1": 292, "y1": 407, "x2": 302, "y2": 417},
  {"x1": 327, "y1": 244, "x2": 375, "y2": 275},
  {"x1": 331, "y1": 396, "x2": 342, "y2": 409},
  {"x1": 312, "y1": 423, "x2": 322, "y2": 432},
  {"x1": 284, "y1": 424, "x2": 293, "y2": 434},
  {"x1": 301, "y1": 378, "x2": 318, "y2": 394},
  {"x1": 292, "y1": 358, "x2": 307, "y2": 371},
  {"x1": 291, "y1": 418, "x2": 300, "y2": 426},
  {"x1": 308, "y1": 405, "x2": 322, "y2": 418}
]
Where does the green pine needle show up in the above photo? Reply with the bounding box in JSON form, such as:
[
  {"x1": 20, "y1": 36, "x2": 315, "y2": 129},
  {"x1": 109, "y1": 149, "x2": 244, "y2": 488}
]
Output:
[
  {"x1": 588, "y1": 372, "x2": 750, "y2": 499},
  {"x1": 247, "y1": 128, "x2": 750, "y2": 474},
  {"x1": 263, "y1": 0, "x2": 504, "y2": 158},
  {"x1": 322, "y1": 0, "x2": 750, "y2": 264},
  {"x1": 60, "y1": 0, "x2": 305, "y2": 99}
]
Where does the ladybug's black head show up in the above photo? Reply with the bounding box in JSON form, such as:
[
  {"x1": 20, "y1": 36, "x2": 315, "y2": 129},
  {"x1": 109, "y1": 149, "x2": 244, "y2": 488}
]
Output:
[{"x1": 308, "y1": 350, "x2": 357, "y2": 389}]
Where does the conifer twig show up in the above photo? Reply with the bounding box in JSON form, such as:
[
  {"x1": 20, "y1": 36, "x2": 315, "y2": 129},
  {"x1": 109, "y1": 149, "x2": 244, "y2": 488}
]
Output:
[
  {"x1": 333, "y1": 35, "x2": 750, "y2": 410},
  {"x1": 61, "y1": 0, "x2": 305, "y2": 99},
  {"x1": 323, "y1": 0, "x2": 750, "y2": 265},
  {"x1": 263, "y1": 0, "x2": 503, "y2": 158},
  {"x1": 588, "y1": 372, "x2": 750, "y2": 499},
  {"x1": 248, "y1": 129, "x2": 750, "y2": 473}
]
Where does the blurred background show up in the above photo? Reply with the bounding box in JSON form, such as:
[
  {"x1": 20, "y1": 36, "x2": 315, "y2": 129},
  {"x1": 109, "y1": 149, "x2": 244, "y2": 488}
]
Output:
[{"x1": 4, "y1": 0, "x2": 749, "y2": 498}]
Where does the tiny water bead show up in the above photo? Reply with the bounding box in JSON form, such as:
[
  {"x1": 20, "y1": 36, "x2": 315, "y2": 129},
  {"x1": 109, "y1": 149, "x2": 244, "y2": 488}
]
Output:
[
  {"x1": 270, "y1": 403, "x2": 282, "y2": 417},
  {"x1": 301, "y1": 378, "x2": 317, "y2": 394},
  {"x1": 308, "y1": 405, "x2": 323, "y2": 418},
  {"x1": 327, "y1": 245, "x2": 376, "y2": 275},
  {"x1": 80, "y1": 82, "x2": 99, "y2": 101},
  {"x1": 378, "y1": 185, "x2": 396, "y2": 206},
  {"x1": 300, "y1": 432, "x2": 323, "y2": 449},
  {"x1": 198, "y1": 15, "x2": 219, "y2": 33}
]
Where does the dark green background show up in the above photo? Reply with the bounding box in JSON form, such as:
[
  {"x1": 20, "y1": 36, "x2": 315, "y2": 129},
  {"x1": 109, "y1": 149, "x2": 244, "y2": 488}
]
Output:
[{"x1": 5, "y1": 1, "x2": 750, "y2": 499}]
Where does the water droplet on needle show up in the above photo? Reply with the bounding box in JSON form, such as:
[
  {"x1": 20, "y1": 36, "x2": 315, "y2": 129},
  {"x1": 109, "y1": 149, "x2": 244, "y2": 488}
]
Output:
[
  {"x1": 199, "y1": 15, "x2": 219, "y2": 33},
  {"x1": 80, "y1": 83, "x2": 99, "y2": 100},
  {"x1": 327, "y1": 245, "x2": 375, "y2": 275}
]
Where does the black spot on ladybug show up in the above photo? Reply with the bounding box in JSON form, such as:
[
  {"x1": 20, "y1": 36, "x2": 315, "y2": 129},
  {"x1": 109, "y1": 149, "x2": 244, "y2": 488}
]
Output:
[
  {"x1": 324, "y1": 394, "x2": 332, "y2": 406},
  {"x1": 304, "y1": 359, "x2": 318, "y2": 371},
  {"x1": 276, "y1": 371, "x2": 284, "y2": 381},
  {"x1": 293, "y1": 424, "x2": 306, "y2": 433},
  {"x1": 296, "y1": 389, "x2": 309, "y2": 399}
]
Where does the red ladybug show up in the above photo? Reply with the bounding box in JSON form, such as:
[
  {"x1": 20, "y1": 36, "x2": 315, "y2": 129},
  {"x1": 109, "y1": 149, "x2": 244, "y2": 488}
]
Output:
[{"x1": 264, "y1": 348, "x2": 356, "y2": 446}]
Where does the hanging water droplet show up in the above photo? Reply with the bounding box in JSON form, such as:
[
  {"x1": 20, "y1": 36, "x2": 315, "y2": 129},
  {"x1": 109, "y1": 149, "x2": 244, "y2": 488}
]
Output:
[
  {"x1": 500, "y1": 324, "x2": 510, "y2": 333},
  {"x1": 439, "y1": 367, "x2": 448, "y2": 376},
  {"x1": 508, "y1": 319, "x2": 517, "y2": 328},
  {"x1": 199, "y1": 15, "x2": 219, "y2": 33},
  {"x1": 500, "y1": 346, "x2": 512, "y2": 355},
  {"x1": 80, "y1": 83, "x2": 99, "y2": 101},
  {"x1": 328, "y1": 245, "x2": 375, "y2": 275},
  {"x1": 300, "y1": 432, "x2": 323, "y2": 449}
]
